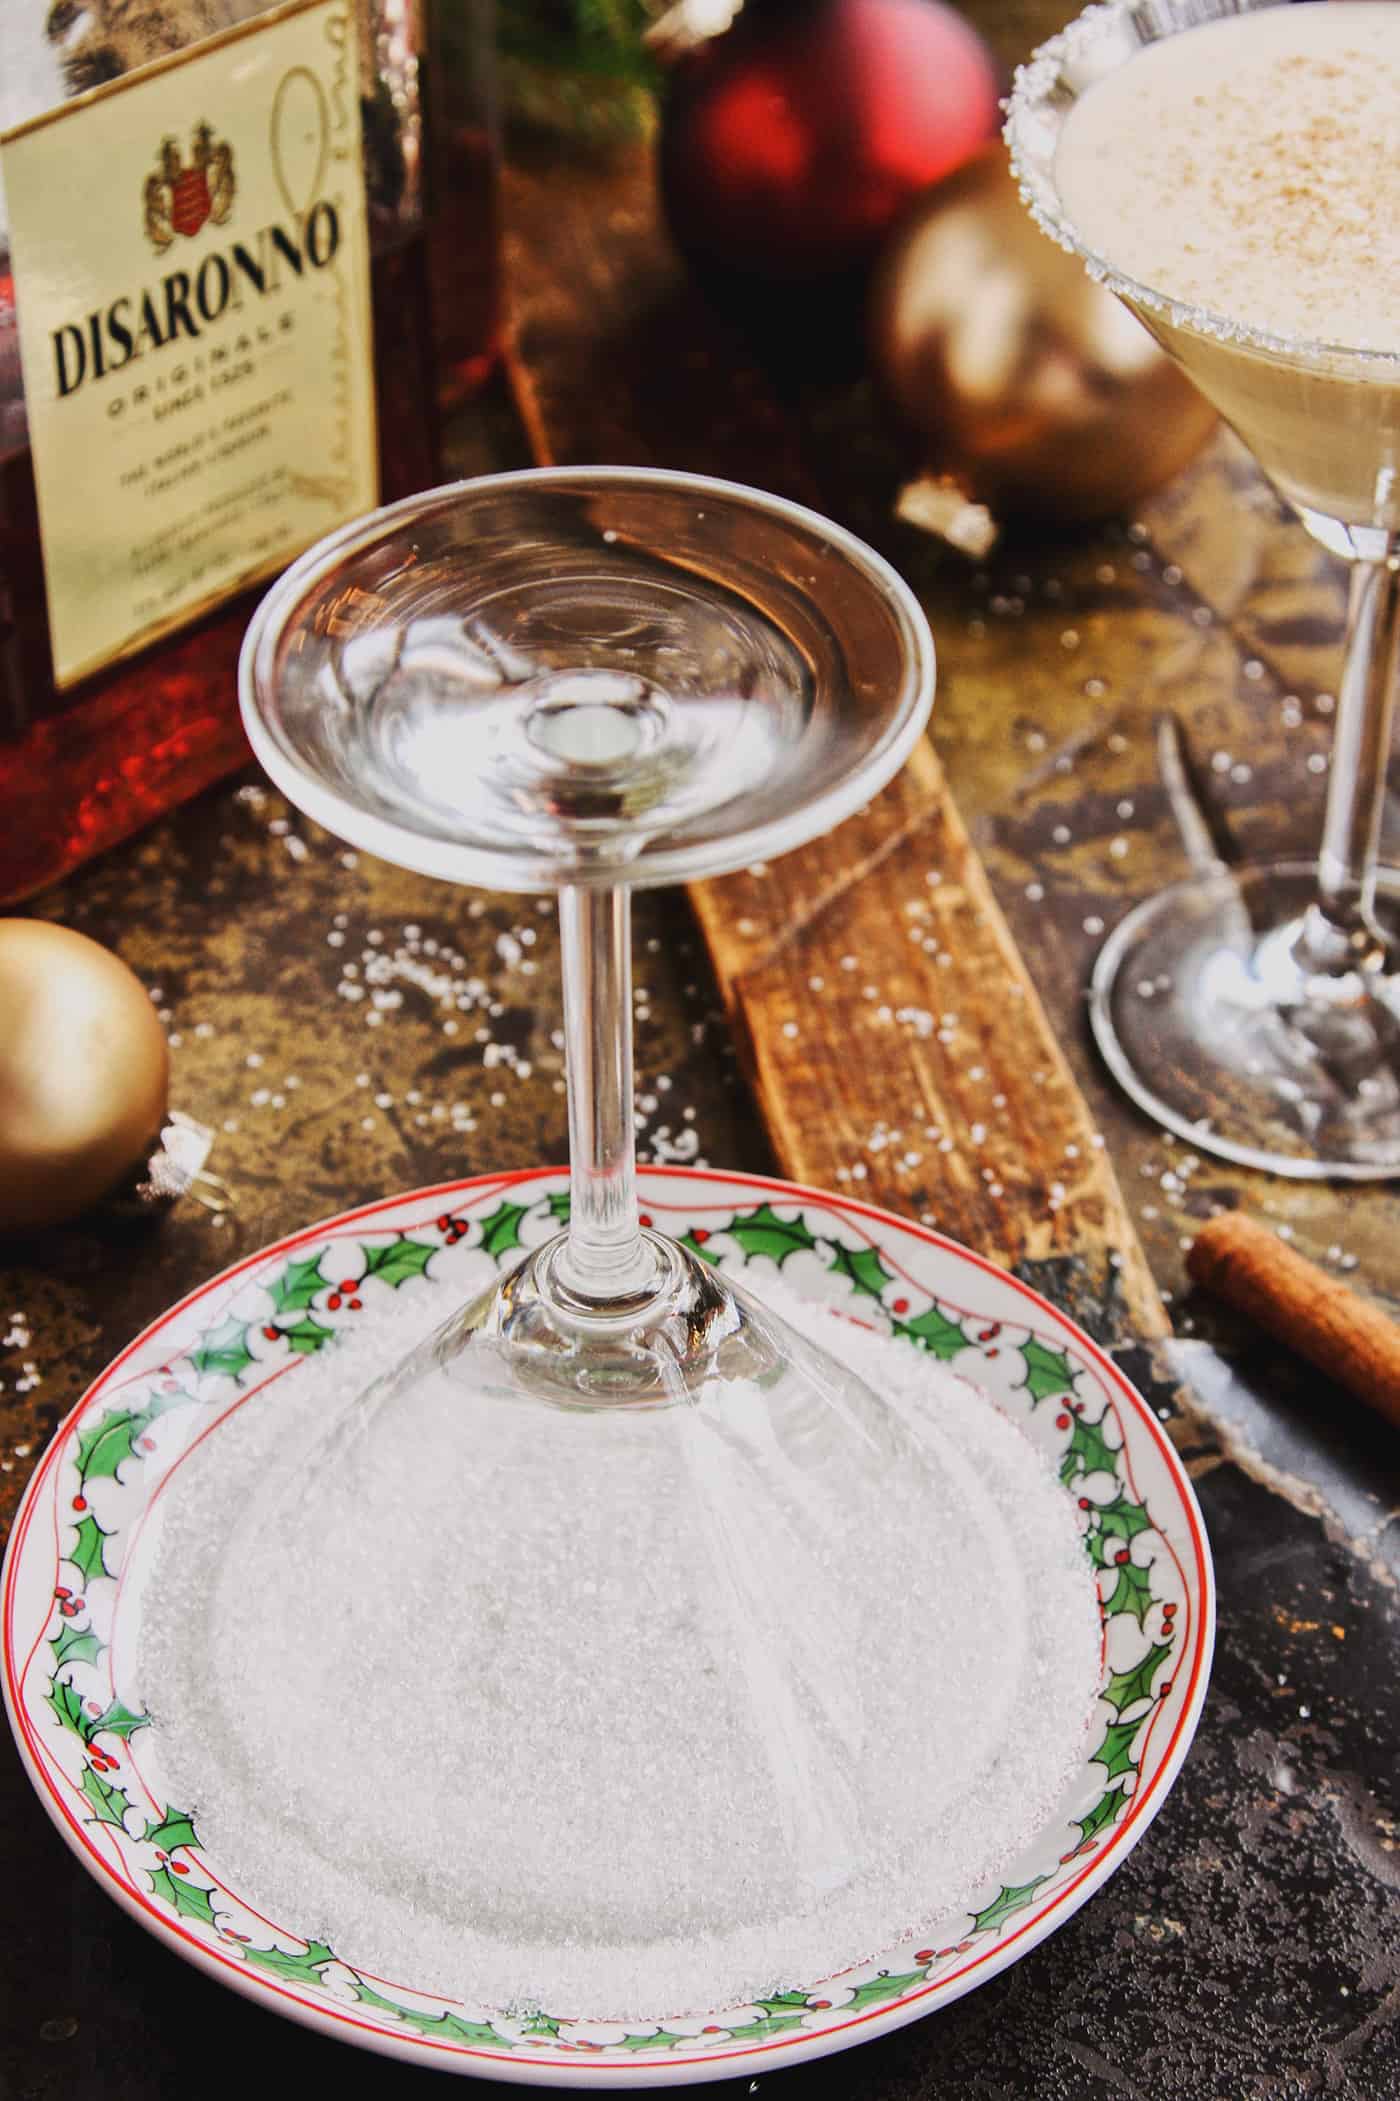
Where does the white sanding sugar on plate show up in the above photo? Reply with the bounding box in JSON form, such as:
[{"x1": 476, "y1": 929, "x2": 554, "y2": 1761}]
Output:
[{"x1": 127, "y1": 1274, "x2": 1102, "y2": 2023}]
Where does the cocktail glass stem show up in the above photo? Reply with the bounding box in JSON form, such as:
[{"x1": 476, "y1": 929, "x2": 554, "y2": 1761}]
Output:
[
  {"x1": 554, "y1": 883, "x2": 660, "y2": 1304},
  {"x1": 1295, "y1": 542, "x2": 1400, "y2": 980}
]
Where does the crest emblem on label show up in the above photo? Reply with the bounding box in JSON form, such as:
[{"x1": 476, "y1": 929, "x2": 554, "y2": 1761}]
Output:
[{"x1": 143, "y1": 123, "x2": 236, "y2": 249}]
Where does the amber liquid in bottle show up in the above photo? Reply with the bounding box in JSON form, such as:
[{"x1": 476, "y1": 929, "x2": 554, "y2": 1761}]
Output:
[{"x1": 0, "y1": 219, "x2": 446, "y2": 904}]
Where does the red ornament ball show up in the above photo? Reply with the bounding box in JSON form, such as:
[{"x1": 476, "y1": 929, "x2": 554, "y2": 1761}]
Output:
[{"x1": 659, "y1": 0, "x2": 1001, "y2": 285}]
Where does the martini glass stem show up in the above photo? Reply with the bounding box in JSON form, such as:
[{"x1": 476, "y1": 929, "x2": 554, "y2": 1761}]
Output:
[
  {"x1": 554, "y1": 882, "x2": 657, "y2": 1302},
  {"x1": 1295, "y1": 542, "x2": 1400, "y2": 977}
]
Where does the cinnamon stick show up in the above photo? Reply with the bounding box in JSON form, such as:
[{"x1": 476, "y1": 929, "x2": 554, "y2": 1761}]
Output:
[{"x1": 1187, "y1": 1212, "x2": 1400, "y2": 1426}]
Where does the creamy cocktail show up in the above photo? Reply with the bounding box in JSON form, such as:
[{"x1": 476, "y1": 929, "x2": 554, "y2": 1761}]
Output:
[
  {"x1": 1052, "y1": 3, "x2": 1400, "y2": 539},
  {"x1": 1007, "y1": 0, "x2": 1400, "y2": 1179}
]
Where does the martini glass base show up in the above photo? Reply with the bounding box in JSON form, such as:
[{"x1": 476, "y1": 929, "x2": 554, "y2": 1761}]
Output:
[
  {"x1": 362, "y1": 1228, "x2": 827, "y2": 1412},
  {"x1": 1090, "y1": 859, "x2": 1400, "y2": 1179}
]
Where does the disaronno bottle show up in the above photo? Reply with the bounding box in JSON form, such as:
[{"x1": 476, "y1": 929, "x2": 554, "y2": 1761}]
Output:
[{"x1": 0, "y1": 0, "x2": 495, "y2": 900}]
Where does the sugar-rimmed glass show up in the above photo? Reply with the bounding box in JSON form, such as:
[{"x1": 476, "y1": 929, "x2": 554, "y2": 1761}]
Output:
[{"x1": 1007, "y1": 0, "x2": 1400, "y2": 1179}]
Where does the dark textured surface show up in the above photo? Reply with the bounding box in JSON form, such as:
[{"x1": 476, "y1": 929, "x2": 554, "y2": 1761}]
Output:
[{"x1": 5, "y1": 9, "x2": 1400, "y2": 2090}]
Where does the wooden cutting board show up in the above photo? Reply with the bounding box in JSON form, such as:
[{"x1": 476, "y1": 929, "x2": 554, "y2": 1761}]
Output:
[{"x1": 502, "y1": 137, "x2": 1167, "y2": 1341}]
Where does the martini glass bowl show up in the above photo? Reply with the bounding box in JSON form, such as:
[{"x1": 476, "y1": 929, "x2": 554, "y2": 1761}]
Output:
[{"x1": 1007, "y1": 0, "x2": 1400, "y2": 1179}]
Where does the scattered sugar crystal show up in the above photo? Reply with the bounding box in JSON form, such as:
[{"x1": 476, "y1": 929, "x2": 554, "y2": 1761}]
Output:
[{"x1": 129, "y1": 1280, "x2": 1100, "y2": 2024}]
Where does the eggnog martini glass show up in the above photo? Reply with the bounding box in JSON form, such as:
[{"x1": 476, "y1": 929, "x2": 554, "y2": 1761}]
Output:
[{"x1": 1007, "y1": 0, "x2": 1400, "y2": 1178}]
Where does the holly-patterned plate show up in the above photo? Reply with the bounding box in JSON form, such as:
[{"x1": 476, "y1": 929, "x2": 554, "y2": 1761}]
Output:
[{"x1": 3, "y1": 1167, "x2": 1213, "y2": 2087}]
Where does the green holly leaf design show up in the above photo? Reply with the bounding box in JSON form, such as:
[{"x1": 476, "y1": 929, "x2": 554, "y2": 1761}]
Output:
[
  {"x1": 1092, "y1": 1709, "x2": 1151, "y2": 1781},
  {"x1": 75, "y1": 1405, "x2": 159, "y2": 1487},
  {"x1": 144, "y1": 1806, "x2": 200, "y2": 1851},
  {"x1": 478, "y1": 1201, "x2": 533, "y2": 1260},
  {"x1": 68, "y1": 1513, "x2": 114, "y2": 1588},
  {"x1": 241, "y1": 1938, "x2": 336, "y2": 1985},
  {"x1": 348, "y1": 1979, "x2": 504, "y2": 2042},
  {"x1": 969, "y1": 1876, "x2": 1051, "y2": 1935},
  {"x1": 842, "y1": 1968, "x2": 927, "y2": 2011},
  {"x1": 725, "y1": 1203, "x2": 818, "y2": 1266},
  {"x1": 79, "y1": 1763, "x2": 131, "y2": 1830},
  {"x1": 613, "y1": 2029, "x2": 693, "y2": 2053},
  {"x1": 826, "y1": 1240, "x2": 893, "y2": 1303},
  {"x1": 1019, "y1": 1338, "x2": 1078, "y2": 1405},
  {"x1": 1103, "y1": 1557, "x2": 1155, "y2": 1628},
  {"x1": 278, "y1": 1315, "x2": 336, "y2": 1356},
  {"x1": 1075, "y1": 1784, "x2": 1128, "y2": 1846},
  {"x1": 1097, "y1": 1492, "x2": 1153, "y2": 1545},
  {"x1": 520, "y1": 2011, "x2": 562, "y2": 2040},
  {"x1": 267, "y1": 1251, "x2": 330, "y2": 1315},
  {"x1": 360, "y1": 1237, "x2": 437, "y2": 1288},
  {"x1": 392, "y1": 2008, "x2": 509, "y2": 2046},
  {"x1": 188, "y1": 1316, "x2": 255, "y2": 1382},
  {"x1": 87, "y1": 1698, "x2": 149, "y2": 1743},
  {"x1": 44, "y1": 1675, "x2": 88, "y2": 1739},
  {"x1": 1104, "y1": 1639, "x2": 1174, "y2": 1715},
  {"x1": 149, "y1": 1863, "x2": 217, "y2": 1926},
  {"x1": 1084, "y1": 1524, "x2": 1116, "y2": 1572},
  {"x1": 892, "y1": 1303, "x2": 969, "y2": 1362},
  {"x1": 49, "y1": 1623, "x2": 104, "y2": 1672},
  {"x1": 1058, "y1": 1411, "x2": 1119, "y2": 1486},
  {"x1": 728, "y1": 2013, "x2": 810, "y2": 2042},
  {"x1": 546, "y1": 1191, "x2": 571, "y2": 1224},
  {"x1": 751, "y1": 1991, "x2": 812, "y2": 2016}
]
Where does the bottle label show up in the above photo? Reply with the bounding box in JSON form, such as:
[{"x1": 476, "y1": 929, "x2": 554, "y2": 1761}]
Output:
[{"x1": 1, "y1": 0, "x2": 378, "y2": 690}]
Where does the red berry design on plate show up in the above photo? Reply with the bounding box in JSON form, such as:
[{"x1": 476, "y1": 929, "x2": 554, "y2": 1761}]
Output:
[
  {"x1": 348, "y1": 1298, "x2": 362, "y2": 1311},
  {"x1": 72, "y1": 1495, "x2": 87, "y2": 1512},
  {"x1": 914, "y1": 1949, "x2": 934, "y2": 1963},
  {"x1": 140, "y1": 1437, "x2": 156, "y2": 1452},
  {"x1": 691, "y1": 1227, "x2": 709, "y2": 1244},
  {"x1": 340, "y1": 1279, "x2": 357, "y2": 1294},
  {"x1": 639, "y1": 1214, "x2": 653, "y2": 1228},
  {"x1": 892, "y1": 1298, "x2": 910, "y2": 1315},
  {"x1": 54, "y1": 1586, "x2": 71, "y2": 1601},
  {"x1": 59, "y1": 1600, "x2": 79, "y2": 1618},
  {"x1": 978, "y1": 1325, "x2": 1000, "y2": 1342},
  {"x1": 263, "y1": 1326, "x2": 280, "y2": 1342},
  {"x1": 1115, "y1": 1549, "x2": 1130, "y2": 1566},
  {"x1": 1056, "y1": 1413, "x2": 1070, "y2": 1431},
  {"x1": 327, "y1": 1294, "x2": 342, "y2": 1311},
  {"x1": 172, "y1": 1861, "x2": 190, "y2": 1876}
]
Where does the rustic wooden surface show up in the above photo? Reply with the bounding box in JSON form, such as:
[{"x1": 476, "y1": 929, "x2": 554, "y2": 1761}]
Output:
[{"x1": 3, "y1": 2, "x2": 1400, "y2": 2094}]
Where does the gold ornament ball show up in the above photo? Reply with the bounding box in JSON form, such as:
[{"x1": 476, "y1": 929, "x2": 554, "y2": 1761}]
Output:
[
  {"x1": 0, "y1": 920, "x2": 170, "y2": 1232},
  {"x1": 869, "y1": 149, "x2": 1217, "y2": 523}
]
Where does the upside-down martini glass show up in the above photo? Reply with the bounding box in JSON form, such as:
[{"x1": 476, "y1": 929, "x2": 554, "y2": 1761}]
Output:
[
  {"x1": 1007, "y1": 0, "x2": 1400, "y2": 1178},
  {"x1": 236, "y1": 465, "x2": 957, "y2": 2001},
  {"x1": 241, "y1": 466, "x2": 932, "y2": 1400}
]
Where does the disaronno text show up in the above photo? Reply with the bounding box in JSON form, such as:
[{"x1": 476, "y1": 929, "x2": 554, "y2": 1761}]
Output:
[{"x1": 50, "y1": 203, "x2": 340, "y2": 399}]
